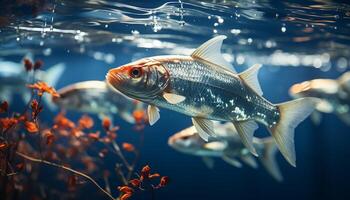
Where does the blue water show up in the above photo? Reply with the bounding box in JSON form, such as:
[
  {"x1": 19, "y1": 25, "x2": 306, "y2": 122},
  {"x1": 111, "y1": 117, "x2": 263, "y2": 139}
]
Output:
[{"x1": 1, "y1": 0, "x2": 350, "y2": 200}]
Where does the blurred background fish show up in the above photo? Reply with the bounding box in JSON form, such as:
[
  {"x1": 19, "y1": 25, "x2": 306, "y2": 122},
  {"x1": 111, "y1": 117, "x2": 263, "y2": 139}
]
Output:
[
  {"x1": 168, "y1": 122, "x2": 282, "y2": 181},
  {"x1": 289, "y1": 72, "x2": 350, "y2": 125},
  {"x1": 53, "y1": 80, "x2": 145, "y2": 124},
  {"x1": 0, "y1": 55, "x2": 65, "y2": 108}
]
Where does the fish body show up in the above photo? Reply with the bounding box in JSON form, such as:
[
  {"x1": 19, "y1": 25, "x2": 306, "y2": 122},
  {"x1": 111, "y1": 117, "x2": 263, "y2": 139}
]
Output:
[
  {"x1": 53, "y1": 80, "x2": 143, "y2": 124},
  {"x1": 145, "y1": 55, "x2": 279, "y2": 126},
  {"x1": 0, "y1": 57, "x2": 65, "y2": 108},
  {"x1": 168, "y1": 122, "x2": 283, "y2": 181},
  {"x1": 106, "y1": 35, "x2": 316, "y2": 166},
  {"x1": 289, "y1": 72, "x2": 350, "y2": 125}
]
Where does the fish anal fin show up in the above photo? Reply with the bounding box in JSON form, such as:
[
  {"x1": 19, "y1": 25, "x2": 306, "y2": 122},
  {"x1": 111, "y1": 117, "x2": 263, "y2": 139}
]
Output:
[
  {"x1": 147, "y1": 105, "x2": 160, "y2": 125},
  {"x1": 233, "y1": 121, "x2": 259, "y2": 156},
  {"x1": 191, "y1": 35, "x2": 236, "y2": 73},
  {"x1": 163, "y1": 92, "x2": 186, "y2": 104},
  {"x1": 238, "y1": 64, "x2": 263, "y2": 96},
  {"x1": 192, "y1": 117, "x2": 215, "y2": 142}
]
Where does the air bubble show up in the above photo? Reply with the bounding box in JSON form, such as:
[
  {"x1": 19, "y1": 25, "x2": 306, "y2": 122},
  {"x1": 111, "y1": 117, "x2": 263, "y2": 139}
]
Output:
[{"x1": 281, "y1": 26, "x2": 286, "y2": 32}]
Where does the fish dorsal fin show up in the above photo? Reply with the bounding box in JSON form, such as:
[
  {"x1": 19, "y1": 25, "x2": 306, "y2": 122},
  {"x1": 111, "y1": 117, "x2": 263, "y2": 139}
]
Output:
[
  {"x1": 147, "y1": 105, "x2": 160, "y2": 125},
  {"x1": 163, "y1": 92, "x2": 186, "y2": 104},
  {"x1": 192, "y1": 117, "x2": 216, "y2": 142},
  {"x1": 191, "y1": 35, "x2": 236, "y2": 73},
  {"x1": 233, "y1": 120, "x2": 259, "y2": 157},
  {"x1": 239, "y1": 64, "x2": 263, "y2": 96}
]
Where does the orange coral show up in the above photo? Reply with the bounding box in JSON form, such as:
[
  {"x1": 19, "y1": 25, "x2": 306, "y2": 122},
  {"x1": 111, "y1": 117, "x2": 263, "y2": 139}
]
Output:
[{"x1": 27, "y1": 81, "x2": 60, "y2": 98}]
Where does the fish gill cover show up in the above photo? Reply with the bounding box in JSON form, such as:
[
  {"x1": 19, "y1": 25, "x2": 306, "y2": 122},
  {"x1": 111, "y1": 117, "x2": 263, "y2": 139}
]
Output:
[{"x1": 0, "y1": 0, "x2": 350, "y2": 200}]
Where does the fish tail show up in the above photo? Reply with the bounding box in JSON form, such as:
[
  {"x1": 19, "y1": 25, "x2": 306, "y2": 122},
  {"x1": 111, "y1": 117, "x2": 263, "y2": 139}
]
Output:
[
  {"x1": 255, "y1": 137, "x2": 283, "y2": 182},
  {"x1": 269, "y1": 97, "x2": 318, "y2": 167}
]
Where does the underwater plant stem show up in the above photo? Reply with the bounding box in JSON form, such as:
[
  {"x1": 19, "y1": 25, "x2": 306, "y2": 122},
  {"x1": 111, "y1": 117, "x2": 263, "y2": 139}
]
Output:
[
  {"x1": 15, "y1": 151, "x2": 116, "y2": 200},
  {"x1": 112, "y1": 141, "x2": 132, "y2": 170}
]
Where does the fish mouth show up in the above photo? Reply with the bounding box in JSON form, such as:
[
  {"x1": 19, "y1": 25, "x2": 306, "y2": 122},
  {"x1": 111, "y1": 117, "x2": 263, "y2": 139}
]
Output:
[
  {"x1": 106, "y1": 68, "x2": 124, "y2": 89},
  {"x1": 289, "y1": 81, "x2": 310, "y2": 97}
]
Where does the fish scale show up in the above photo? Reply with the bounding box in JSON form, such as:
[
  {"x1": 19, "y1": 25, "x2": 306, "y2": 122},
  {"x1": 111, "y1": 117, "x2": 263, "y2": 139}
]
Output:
[{"x1": 152, "y1": 59, "x2": 280, "y2": 127}]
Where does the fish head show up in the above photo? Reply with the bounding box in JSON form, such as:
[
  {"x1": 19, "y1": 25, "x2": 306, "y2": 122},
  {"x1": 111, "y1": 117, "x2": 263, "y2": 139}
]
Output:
[
  {"x1": 168, "y1": 126, "x2": 205, "y2": 155},
  {"x1": 106, "y1": 58, "x2": 169, "y2": 102},
  {"x1": 289, "y1": 79, "x2": 339, "y2": 99}
]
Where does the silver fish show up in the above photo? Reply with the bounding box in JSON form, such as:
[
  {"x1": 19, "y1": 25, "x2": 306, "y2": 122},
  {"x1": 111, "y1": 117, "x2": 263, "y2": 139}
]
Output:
[
  {"x1": 289, "y1": 72, "x2": 350, "y2": 125},
  {"x1": 0, "y1": 55, "x2": 65, "y2": 109},
  {"x1": 168, "y1": 122, "x2": 283, "y2": 181},
  {"x1": 106, "y1": 35, "x2": 317, "y2": 166},
  {"x1": 53, "y1": 80, "x2": 144, "y2": 124}
]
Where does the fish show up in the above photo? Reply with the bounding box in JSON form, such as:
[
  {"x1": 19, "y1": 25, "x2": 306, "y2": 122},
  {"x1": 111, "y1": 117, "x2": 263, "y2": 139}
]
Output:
[
  {"x1": 168, "y1": 122, "x2": 283, "y2": 181},
  {"x1": 0, "y1": 55, "x2": 65, "y2": 109},
  {"x1": 289, "y1": 72, "x2": 350, "y2": 125},
  {"x1": 106, "y1": 35, "x2": 317, "y2": 166},
  {"x1": 53, "y1": 80, "x2": 144, "y2": 124}
]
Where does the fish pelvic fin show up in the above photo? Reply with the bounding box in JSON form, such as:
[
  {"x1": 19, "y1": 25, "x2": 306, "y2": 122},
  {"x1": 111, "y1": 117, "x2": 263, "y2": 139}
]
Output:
[
  {"x1": 255, "y1": 137, "x2": 283, "y2": 182},
  {"x1": 240, "y1": 153, "x2": 258, "y2": 169},
  {"x1": 147, "y1": 105, "x2": 160, "y2": 125},
  {"x1": 233, "y1": 121, "x2": 259, "y2": 157},
  {"x1": 238, "y1": 64, "x2": 263, "y2": 96},
  {"x1": 221, "y1": 154, "x2": 242, "y2": 168},
  {"x1": 270, "y1": 97, "x2": 318, "y2": 167},
  {"x1": 201, "y1": 156, "x2": 215, "y2": 169},
  {"x1": 191, "y1": 35, "x2": 236, "y2": 73}
]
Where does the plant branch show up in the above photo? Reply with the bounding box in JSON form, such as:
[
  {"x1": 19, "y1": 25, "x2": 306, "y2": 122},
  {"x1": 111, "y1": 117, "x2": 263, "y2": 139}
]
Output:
[{"x1": 16, "y1": 151, "x2": 115, "y2": 200}]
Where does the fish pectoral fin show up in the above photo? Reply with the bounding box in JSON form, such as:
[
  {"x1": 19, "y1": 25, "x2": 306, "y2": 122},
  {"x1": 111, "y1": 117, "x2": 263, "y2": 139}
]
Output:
[
  {"x1": 191, "y1": 35, "x2": 237, "y2": 73},
  {"x1": 221, "y1": 154, "x2": 242, "y2": 168},
  {"x1": 163, "y1": 92, "x2": 186, "y2": 104},
  {"x1": 147, "y1": 105, "x2": 160, "y2": 125},
  {"x1": 240, "y1": 153, "x2": 258, "y2": 169},
  {"x1": 238, "y1": 64, "x2": 263, "y2": 96},
  {"x1": 233, "y1": 121, "x2": 259, "y2": 157},
  {"x1": 201, "y1": 156, "x2": 215, "y2": 169},
  {"x1": 192, "y1": 117, "x2": 216, "y2": 142},
  {"x1": 203, "y1": 141, "x2": 226, "y2": 151}
]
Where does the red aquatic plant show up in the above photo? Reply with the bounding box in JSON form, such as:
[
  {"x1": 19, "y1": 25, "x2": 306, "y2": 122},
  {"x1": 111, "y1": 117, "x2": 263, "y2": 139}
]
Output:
[
  {"x1": 27, "y1": 81, "x2": 60, "y2": 98},
  {"x1": 0, "y1": 101, "x2": 9, "y2": 113},
  {"x1": 0, "y1": 59, "x2": 165, "y2": 200},
  {"x1": 118, "y1": 165, "x2": 169, "y2": 200}
]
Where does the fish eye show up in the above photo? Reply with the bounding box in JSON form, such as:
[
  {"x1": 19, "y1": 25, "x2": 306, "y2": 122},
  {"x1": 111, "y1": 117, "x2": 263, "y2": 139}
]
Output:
[
  {"x1": 130, "y1": 68, "x2": 142, "y2": 78},
  {"x1": 182, "y1": 136, "x2": 190, "y2": 140}
]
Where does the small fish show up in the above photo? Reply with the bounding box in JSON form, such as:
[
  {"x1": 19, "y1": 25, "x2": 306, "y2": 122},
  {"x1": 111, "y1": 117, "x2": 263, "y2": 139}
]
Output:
[
  {"x1": 289, "y1": 72, "x2": 350, "y2": 125},
  {"x1": 168, "y1": 122, "x2": 283, "y2": 181},
  {"x1": 53, "y1": 80, "x2": 144, "y2": 124},
  {"x1": 106, "y1": 35, "x2": 317, "y2": 166},
  {"x1": 0, "y1": 55, "x2": 65, "y2": 109}
]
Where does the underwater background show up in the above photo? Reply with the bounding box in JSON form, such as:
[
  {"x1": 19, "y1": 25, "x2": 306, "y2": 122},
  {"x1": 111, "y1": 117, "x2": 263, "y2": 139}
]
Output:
[{"x1": 1, "y1": 0, "x2": 350, "y2": 200}]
